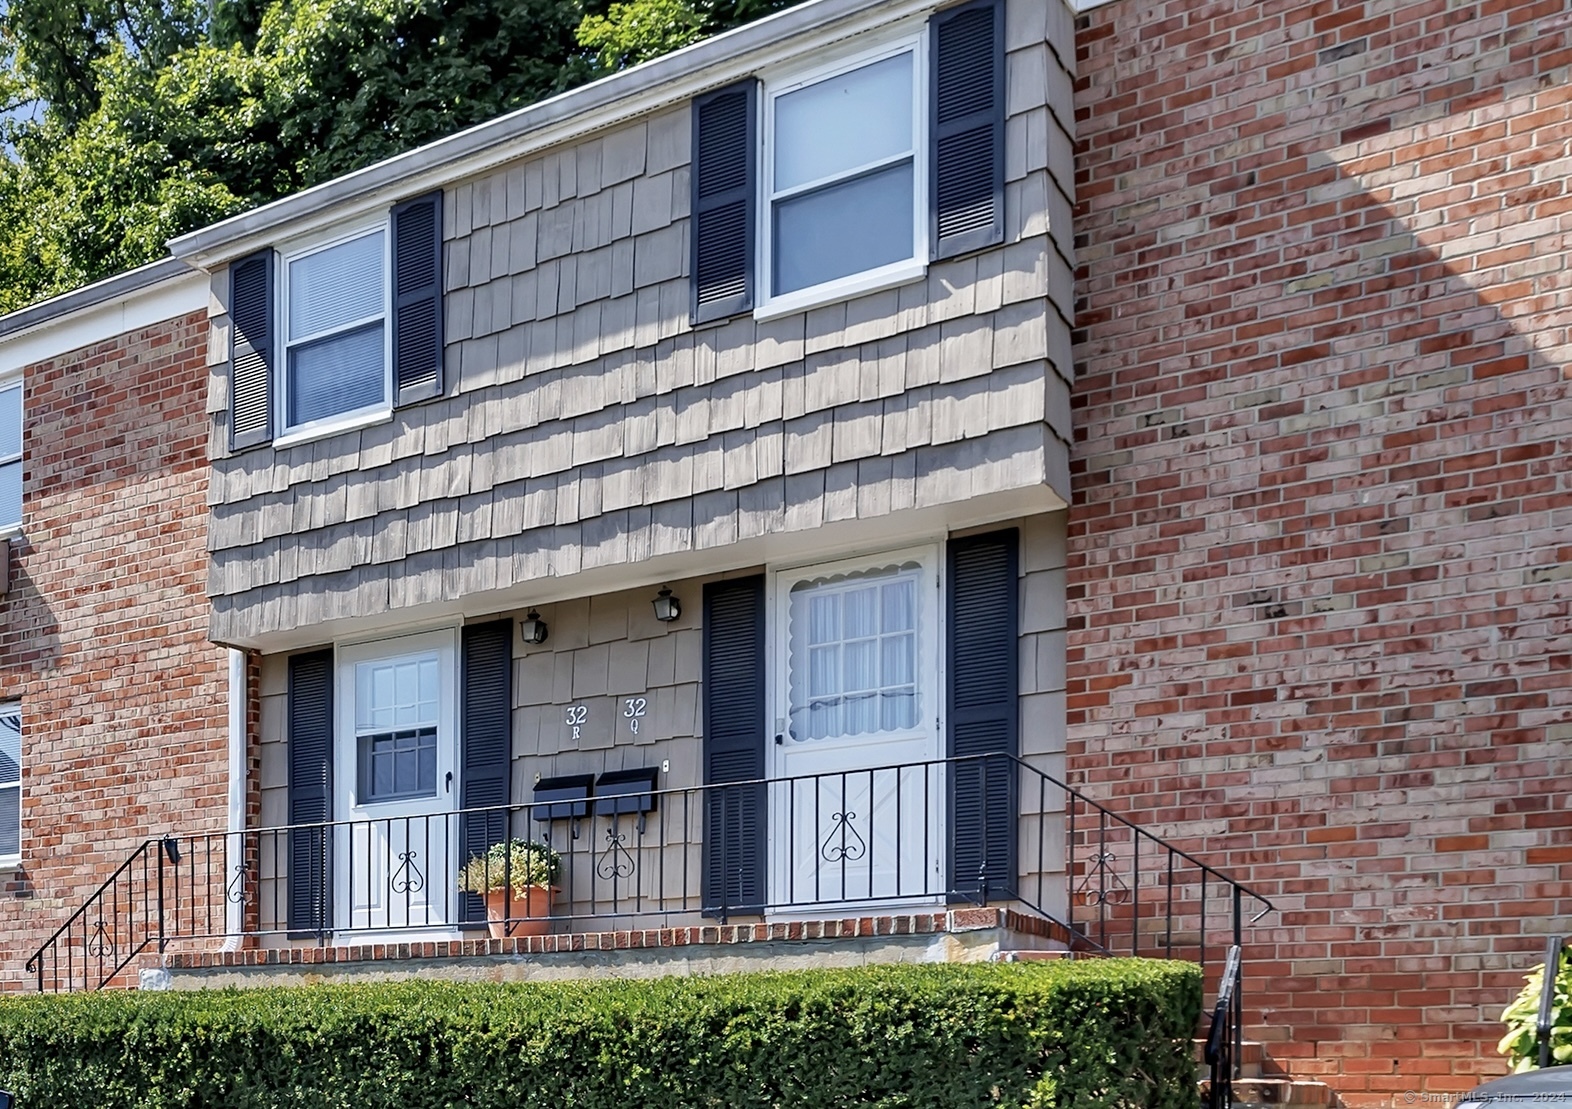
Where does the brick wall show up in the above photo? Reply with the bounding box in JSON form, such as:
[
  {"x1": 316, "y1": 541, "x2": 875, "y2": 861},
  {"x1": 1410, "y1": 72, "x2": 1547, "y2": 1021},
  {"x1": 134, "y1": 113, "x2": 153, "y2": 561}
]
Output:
[
  {"x1": 0, "y1": 310, "x2": 229, "y2": 987},
  {"x1": 1069, "y1": 0, "x2": 1572, "y2": 1103}
]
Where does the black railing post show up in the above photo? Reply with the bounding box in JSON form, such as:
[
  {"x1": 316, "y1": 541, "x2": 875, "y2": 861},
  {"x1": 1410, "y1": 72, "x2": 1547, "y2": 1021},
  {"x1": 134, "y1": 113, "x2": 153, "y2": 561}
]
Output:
[
  {"x1": 155, "y1": 842, "x2": 166, "y2": 956},
  {"x1": 1233, "y1": 884, "x2": 1244, "y2": 1080},
  {"x1": 1204, "y1": 944, "x2": 1241, "y2": 1109},
  {"x1": 1539, "y1": 935, "x2": 1564, "y2": 1070}
]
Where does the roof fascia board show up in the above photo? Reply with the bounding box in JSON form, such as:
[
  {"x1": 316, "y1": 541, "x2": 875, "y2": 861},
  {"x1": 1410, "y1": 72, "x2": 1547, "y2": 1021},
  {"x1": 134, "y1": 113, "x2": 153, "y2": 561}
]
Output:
[
  {"x1": 168, "y1": 0, "x2": 934, "y2": 269},
  {"x1": 0, "y1": 259, "x2": 207, "y2": 373}
]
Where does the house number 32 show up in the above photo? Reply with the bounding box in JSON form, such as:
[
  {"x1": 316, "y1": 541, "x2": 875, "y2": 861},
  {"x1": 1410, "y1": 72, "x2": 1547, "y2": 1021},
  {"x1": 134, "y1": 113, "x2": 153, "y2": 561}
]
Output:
[
  {"x1": 623, "y1": 697, "x2": 648, "y2": 735},
  {"x1": 565, "y1": 704, "x2": 588, "y2": 741}
]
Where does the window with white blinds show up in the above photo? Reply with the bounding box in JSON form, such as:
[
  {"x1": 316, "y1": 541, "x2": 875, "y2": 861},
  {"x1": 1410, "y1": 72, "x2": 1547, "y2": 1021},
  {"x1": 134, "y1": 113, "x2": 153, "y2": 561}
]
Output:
[
  {"x1": 0, "y1": 705, "x2": 20, "y2": 861},
  {"x1": 0, "y1": 380, "x2": 20, "y2": 531},
  {"x1": 281, "y1": 228, "x2": 389, "y2": 433}
]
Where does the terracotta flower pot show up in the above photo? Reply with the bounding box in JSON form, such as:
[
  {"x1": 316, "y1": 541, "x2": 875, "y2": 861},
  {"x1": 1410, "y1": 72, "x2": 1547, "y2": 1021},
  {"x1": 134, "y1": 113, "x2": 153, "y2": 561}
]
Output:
[{"x1": 483, "y1": 885, "x2": 554, "y2": 939}]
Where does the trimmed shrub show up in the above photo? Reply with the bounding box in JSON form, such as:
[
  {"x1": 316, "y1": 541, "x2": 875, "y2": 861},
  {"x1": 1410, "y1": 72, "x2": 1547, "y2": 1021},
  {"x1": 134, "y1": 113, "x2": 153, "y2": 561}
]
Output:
[
  {"x1": 0, "y1": 958, "x2": 1200, "y2": 1108},
  {"x1": 1499, "y1": 945, "x2": 1570, "y2": 1071}
]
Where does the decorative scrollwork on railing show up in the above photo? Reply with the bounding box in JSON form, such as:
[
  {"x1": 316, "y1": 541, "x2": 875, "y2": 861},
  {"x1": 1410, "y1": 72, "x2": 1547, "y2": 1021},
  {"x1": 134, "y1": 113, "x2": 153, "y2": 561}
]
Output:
[
  {"x1": 85, "y1": 920, "x2": 114, "y2": 960},
  {"x1": 596, "y1": 824, "x2": 636, "y2": 881},
  {"x1": 1076, "y1": 850, "x2": 1130, "y2": 905},
  {"x1": 225, "y1": 863, "x2": 249, "y2": 906},
  {"x1": 390, "y1": 851, "x2": 425, "y2": 895},
  {"x1": 821, "y1": 811, "x2": 867, "y2": 863}
]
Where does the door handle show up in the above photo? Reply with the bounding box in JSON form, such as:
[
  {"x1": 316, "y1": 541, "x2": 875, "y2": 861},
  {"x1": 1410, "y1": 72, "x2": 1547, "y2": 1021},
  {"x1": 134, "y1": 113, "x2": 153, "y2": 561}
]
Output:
[
  {"x1": 445, "y1": 771, "x2": 453, "y2": 794},
  {"x1": 774, "y1": 733, "x2": 784, "y2": 745}
]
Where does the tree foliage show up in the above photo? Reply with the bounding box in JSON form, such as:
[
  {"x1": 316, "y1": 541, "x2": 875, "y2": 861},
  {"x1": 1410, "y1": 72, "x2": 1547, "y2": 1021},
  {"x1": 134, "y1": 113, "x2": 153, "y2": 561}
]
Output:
[{"x1": 0, "y1": 0, "x2": 799, "y2": 312}]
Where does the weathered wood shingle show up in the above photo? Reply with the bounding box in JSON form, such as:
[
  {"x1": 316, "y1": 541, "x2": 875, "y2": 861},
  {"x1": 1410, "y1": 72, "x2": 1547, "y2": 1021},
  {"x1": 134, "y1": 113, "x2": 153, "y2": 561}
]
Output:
[{"x1": 205, "y1": 0, "x2": 1076, "y2": 646}]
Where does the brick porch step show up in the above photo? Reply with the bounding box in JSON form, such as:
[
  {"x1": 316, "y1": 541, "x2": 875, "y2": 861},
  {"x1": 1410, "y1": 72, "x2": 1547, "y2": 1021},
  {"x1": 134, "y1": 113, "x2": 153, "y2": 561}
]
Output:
[
  {"x1": 1193, "y1": 1040, "x2": 1337, "y2": 1108},
  {"x1": 1198, "y1": 1077, "x2": 1337, "y2": 1108},
  {"x1": 1193, "y1": 1037, "x2": 1268, "y2": 1080}
]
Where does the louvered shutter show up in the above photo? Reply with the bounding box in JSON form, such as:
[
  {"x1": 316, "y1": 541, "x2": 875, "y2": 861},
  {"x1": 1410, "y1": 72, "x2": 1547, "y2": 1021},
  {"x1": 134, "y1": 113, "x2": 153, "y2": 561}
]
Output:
[
  {"x1": 392, "y1": 190, "x2": 445, "y2": 407},
  {"x1": 702, "y1": 576, "x2": 767, "y2": 917},
  {"x1": 946, "y1": 530, "x2": 1018, "y2": 900},
  {"x1": 287, "y1": 649, "x2": 334, "y2": 935},
  {"x1": 930, "y1": 0, "x2": 1005, "y2": 261},
  {"x1": 458, "y1": 620, "x2": 512, "y2": 928},
  {"x1": 228, "y1": 249, "x2": 275, "y2": 451},
  {"x1": 690, "y1": 80, "x2": 757, "y2": 326}
]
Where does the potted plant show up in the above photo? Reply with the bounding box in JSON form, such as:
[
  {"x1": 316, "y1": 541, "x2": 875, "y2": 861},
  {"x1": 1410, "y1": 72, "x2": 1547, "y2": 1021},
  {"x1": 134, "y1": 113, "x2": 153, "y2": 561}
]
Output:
[{"x1": 457, "y1": 839, "x2": 562, "y2": 939}]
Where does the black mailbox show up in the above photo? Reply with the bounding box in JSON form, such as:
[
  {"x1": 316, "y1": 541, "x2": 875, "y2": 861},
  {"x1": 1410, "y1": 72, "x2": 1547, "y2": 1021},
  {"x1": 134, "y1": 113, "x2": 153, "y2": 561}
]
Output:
[
  {"x1": 531, "y1": 773, "x2": 594, "y2": 823},
  {"x1": 593, "y1": 767, "x2": 659, "y2": 816}
]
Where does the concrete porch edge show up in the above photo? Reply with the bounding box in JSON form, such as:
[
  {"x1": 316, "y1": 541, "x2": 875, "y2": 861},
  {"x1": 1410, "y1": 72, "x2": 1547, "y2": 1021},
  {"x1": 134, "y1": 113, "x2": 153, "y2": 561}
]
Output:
[{"x1": 154, "y1": 908, "x2": 1070, "y2": 989}]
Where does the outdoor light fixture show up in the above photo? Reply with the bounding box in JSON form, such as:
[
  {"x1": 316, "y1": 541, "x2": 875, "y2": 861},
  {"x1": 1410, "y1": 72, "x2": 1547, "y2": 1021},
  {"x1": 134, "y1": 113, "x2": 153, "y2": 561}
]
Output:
[
  {"x1": 652, "y1": 587, "x2": 681, "y2": 623},
  {"x1": 520, "y1": 610, "x2": 548, "y2": 645},
  {"x1": 162, "y1": 837, "x2": 181, "y2": 865}
]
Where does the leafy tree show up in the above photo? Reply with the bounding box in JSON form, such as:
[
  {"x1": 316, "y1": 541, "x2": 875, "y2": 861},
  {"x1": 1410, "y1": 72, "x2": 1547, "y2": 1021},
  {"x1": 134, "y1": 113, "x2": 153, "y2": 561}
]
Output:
[
  {"x1": 0, "y1": 0, "x2": 801, "y2": 312},
  {"x1": 577, "y1": 0, "x2": 794, "y2": 71}
]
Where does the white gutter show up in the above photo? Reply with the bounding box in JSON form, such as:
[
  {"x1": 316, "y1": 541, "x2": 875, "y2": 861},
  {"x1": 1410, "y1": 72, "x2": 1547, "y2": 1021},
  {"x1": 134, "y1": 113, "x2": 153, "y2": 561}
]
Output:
[{"x1": 222, "y1": 648, "x2": 246, "y2": 951}]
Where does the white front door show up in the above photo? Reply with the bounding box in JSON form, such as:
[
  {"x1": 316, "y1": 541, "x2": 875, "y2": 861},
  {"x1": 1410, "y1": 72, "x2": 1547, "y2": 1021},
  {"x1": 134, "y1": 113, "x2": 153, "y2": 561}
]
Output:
[
  {"x1": 768, "y1": 546, "x2": 944, "y2": 911},
  {"x1": 334, "y1": 630, "x2": 459, "y2": 937}
]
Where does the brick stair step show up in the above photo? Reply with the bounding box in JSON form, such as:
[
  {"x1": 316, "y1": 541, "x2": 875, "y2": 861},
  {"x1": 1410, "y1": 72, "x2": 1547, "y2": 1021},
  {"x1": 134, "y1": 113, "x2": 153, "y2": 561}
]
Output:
[
  {"x1": 991, "y1": 949, "x2": 1072, "y2": 962},
  {"x1": 1198, "y1": 1077, "x2": 1335, "y2": 1107},
  {"x1": 1191, "y1": 1038, "x2": 1268, "y2": 1068}
]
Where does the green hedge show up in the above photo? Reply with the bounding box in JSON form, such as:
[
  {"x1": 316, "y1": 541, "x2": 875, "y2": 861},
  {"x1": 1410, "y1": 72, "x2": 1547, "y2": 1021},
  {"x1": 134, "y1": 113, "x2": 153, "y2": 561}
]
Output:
[{"x1": 0, "y1": 959, "x2": 1200, "y2": 1108}]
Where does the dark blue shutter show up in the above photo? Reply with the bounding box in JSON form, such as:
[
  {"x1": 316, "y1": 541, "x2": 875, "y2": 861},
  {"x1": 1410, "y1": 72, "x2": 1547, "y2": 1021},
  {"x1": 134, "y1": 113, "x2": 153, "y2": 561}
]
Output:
[
  {"x1": 228, "y1": 249, "x2": 275, "y2": 451},
  {"x1": 690, "y1": 80, "x2": 757, "y2": 326},
  {"x1": 459, "y1": 620, "x2": 512, "y2": 927},
  {"x1": 930, "y1": 0, "x2": 1005, "y2": 261},
  {"x1": 947, "y1": 529, "x2": 1018, "y2": 900},
  {"x1": 287, "y1": 649, "x2": 333, "y2": 935},
  {"x1": 392, "y1": 190, "x2": 445, "y2": 406},
  {"x1": 702, "y1": 576, "x2": 766, "y2": 917}
]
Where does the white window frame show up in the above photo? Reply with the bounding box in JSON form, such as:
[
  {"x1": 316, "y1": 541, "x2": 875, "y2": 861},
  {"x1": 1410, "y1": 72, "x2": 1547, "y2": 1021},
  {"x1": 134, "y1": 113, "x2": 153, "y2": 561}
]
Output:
[
  {"x1": 0, "y1": 374, "x2": 22, "y2": 536},
  {"x1": 756, "y1": 30, "x2": 930, "y2": 321},
  {"x1": 768, "y1": 542, "x2": 943, "y2": 760},
  {"x1": 274, "y1": 217, "x2": 394, "y2": 447},
  {"x1": 0, "y1": 703, "x2": 20, "y2": 869}
]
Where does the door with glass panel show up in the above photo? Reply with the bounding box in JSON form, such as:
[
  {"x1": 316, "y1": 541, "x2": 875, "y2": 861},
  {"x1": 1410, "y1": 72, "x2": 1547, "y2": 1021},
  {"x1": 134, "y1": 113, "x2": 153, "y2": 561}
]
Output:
[
  {"x1": 768, "y1": 547, "x2": 943, "y2": 911},
  {"x1": 333, "y1": 632, "x2": 458, "y2": 936}
]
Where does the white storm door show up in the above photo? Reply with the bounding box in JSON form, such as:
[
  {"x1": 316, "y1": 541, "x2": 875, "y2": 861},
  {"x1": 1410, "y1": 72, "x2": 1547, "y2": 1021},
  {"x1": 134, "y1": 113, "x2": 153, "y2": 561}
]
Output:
[
  {"x1": 768, "y1": 546, "x2": 944, "y2": 911},
  {"x1": 334, "y1": 631, "x2": 458, "y2": 936}
]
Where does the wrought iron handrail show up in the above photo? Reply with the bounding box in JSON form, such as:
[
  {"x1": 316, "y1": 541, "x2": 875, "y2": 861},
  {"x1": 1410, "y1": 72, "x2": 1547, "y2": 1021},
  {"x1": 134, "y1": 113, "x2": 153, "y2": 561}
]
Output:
[
  {"x1": 25, "y1": 752, "x2": 1274, "y2": 997},
  {"x1": 1540, "y1": 935, "x2": 1565, "y2": 1069},
  {"x1": 1204, "y1": 944, "x2": 1242, "y2": 1109},
  {"x1": 23, "y1": 835, "x2": 207, "y2": 992}
]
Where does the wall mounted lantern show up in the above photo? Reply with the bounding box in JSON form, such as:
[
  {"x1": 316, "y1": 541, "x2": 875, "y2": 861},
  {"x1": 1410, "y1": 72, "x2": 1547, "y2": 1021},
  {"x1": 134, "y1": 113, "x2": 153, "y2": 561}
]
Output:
[
  {"x1": 520, "y1": 610, "x2": 549, "y2": 645},
  {"x1": 652, "y1": 587, "x2": 681, "y2": 623}
]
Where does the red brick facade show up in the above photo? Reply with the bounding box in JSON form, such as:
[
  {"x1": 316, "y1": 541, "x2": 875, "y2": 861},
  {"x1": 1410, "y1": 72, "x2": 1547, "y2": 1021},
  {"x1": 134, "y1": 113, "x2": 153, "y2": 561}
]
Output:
[
  {"x1": 0, "y1": 309, "x2": 229, "y2": 987},
  {"x1": 1069, "y1": 0, "x2": 1572, "y2": 1102}
]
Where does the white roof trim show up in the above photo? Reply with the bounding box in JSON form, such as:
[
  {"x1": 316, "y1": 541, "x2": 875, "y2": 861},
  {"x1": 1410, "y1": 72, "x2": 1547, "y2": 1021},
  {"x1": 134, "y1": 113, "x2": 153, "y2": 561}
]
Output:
[
  {"x1": 0, "y1": 260, "x2": 207, "y2": 374},
  {"x1": 167, "y1": 0, "x2": 945, "y2": 268}
]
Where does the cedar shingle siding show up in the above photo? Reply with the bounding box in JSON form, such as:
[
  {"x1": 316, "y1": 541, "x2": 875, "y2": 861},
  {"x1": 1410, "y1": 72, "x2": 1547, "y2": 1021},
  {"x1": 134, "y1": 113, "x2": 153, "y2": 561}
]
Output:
[{"x1": 202, "y1": 0, "x2": 1077, "y2": 648}]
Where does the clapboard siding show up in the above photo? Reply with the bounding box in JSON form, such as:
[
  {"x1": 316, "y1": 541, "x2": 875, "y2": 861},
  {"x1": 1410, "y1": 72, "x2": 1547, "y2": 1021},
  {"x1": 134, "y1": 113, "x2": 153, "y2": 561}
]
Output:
[{"x1": 205, "y1": 0, "x2": 1076, "y2": 646}]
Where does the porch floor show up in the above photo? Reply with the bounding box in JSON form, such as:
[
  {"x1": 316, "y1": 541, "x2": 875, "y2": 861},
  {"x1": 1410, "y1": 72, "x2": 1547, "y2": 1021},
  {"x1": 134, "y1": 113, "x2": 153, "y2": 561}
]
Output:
[{"x1": 150, "y1": 908, "x2": 1068, "y2": 990}]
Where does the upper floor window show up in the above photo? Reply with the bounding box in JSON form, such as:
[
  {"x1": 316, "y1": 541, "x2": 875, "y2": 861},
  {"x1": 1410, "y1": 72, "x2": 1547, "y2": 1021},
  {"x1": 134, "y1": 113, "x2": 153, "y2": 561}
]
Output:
[
  {"x1": 281, "y1": 226, "x2": 390, "y2": 435},
  {"x1": 0, "y1": 379, "x2": 19, "y2": 531},
  {"x1": 227, "y1": 191, "x2": 444, "y2": 453},
  {"x1": 763, "y1": 40, "x2": 925, "y2": 307},
  {"x1": 689, "y1": 0, "x2": 1003, "y2": 326},
  {"x1": 0, "y1": 705, "x2": 20, "y2": 863}
]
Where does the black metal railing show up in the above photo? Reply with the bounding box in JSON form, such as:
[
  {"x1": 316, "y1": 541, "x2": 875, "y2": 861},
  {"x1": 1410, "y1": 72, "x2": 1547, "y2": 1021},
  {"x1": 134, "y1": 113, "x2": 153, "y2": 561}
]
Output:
[
  {"x1": 1203, "y1": 944, "x2": 1242, "y2": 1109},
  {"x1": 27, "y1": 753, "x2": 1273, "y2": 999},
  {"x1": 1540, "y1": 935, "x2": 1566, "y2": 1069}
]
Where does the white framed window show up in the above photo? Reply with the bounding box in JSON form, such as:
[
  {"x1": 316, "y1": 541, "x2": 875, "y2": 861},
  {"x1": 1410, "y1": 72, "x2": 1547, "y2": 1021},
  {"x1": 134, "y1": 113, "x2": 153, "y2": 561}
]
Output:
[
  {"x1": 0, "y1": 377, "x2": 21, "y2": 532},
  {"x1": 277, "y1": 223, "x2": 391, "y2": 441},
  {"x1": 354, "y1": 652, "x2": 441, "y2": 803},
  {"x1": 774, "y1": 546, "x2": 940, "y2": 748},
  {"x1": 759, "y1": 33, "x2": 928, "y2": 316},
  {"x1": 0, "y1": 705, "x2": 19, "y2": 864}
]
